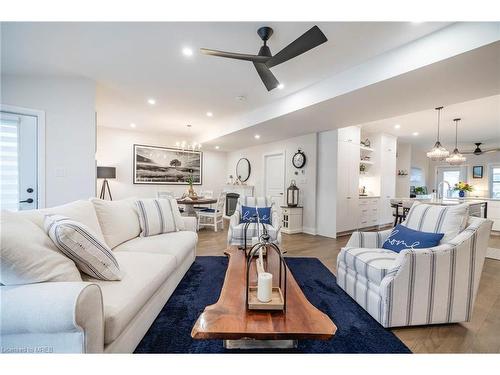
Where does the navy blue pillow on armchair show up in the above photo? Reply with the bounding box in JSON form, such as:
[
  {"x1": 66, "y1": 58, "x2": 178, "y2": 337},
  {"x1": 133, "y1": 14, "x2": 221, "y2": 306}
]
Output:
[
  {"x1": 240, "y1": 206, "x2": 272, "y2": 225},
  {"x1": 382, "y1": 224, "x2": 444, "y2": 253}
]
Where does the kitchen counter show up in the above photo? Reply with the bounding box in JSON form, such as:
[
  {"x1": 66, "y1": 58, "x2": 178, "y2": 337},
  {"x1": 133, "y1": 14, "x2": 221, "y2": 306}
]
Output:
[{"x1": 359, "y1": 195, "x2": 380, "y2": 199}]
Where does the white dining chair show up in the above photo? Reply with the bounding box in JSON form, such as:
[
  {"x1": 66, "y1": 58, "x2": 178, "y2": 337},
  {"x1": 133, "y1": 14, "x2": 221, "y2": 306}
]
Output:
[
  {"x1": 194, "y1": 190, "x2": 215, "y2": 210},
  {"x1": 197, "y1": 192, "x2": 226, "y2": 232}
]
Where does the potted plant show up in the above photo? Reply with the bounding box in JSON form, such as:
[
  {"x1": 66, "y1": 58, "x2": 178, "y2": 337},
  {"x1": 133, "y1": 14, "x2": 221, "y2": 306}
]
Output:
[
  {"x1": 453, "y1": 181, "x2": 473, "y2": 199},
  {"x1": 414, "y1": 186, "x2": 426, "y2": 195},
  {"x1": 186, "y1": 175, "x2": 198, "y2": 199}
]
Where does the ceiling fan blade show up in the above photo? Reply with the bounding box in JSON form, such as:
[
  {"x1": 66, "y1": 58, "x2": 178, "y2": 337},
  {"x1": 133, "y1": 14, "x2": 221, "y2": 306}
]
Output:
[
  {"x1": 200, "y1": 48, "x2": 270, "y2": 63},
  {"x1": 253, "y1": 62, "x2": 279, "y2": 91},
  {"x1": 266, "y1": 25, "x2": 327, "y2": 68}
]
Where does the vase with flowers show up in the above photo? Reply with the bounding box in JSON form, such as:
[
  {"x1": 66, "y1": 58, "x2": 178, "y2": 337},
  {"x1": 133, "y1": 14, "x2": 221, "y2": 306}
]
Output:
[
  {"x1": 453, "y1": 181, "x2": 472, "y2": 199},
  {"x1": 186, "y1": 175, "x2": 198, "y2": 199}
]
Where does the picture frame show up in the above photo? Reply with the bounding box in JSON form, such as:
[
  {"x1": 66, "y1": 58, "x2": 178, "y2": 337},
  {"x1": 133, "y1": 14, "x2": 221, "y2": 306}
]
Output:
[
  {"x1": 472, "y1": 165, "x2": 483, "y2": 179},
  {"x1": 133, "y1": 144, "x2": 203, "y2": 185}
]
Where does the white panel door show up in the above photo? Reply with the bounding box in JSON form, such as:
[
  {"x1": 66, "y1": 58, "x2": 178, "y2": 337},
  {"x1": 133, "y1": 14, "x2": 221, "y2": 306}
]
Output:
[
  {"x1": 264, "y1": 153, "x2": 285, "y2": 216},
  {"x1": 0, "y1": 111, "x2": 38, "y2": 211}
]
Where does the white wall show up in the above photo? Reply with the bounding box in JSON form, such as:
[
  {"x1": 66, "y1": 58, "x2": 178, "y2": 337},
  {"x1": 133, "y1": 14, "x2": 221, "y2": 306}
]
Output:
[
  {"x1": 96, "y1": 126, "x2": 227, "y2": 200},
  {"x1": 427, "y1": 151, "x2": 500, "y2": 197},
  {"x1": 396, "y1": 141, "x2": 411, "y2": 197},
  {"x1": 226, "y1": 133, "x2": 317, "y2": 234},
  {"x1": 1, "y1": 75, "x2": 96, "y2": 207},
  {"x1": 316, "y1": 130, "x2": 337, "y2": 238}
]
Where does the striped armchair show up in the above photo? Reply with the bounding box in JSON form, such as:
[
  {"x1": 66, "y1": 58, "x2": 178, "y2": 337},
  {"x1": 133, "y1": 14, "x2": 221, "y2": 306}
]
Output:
[
  {"x1": 336, "y1": 203, "x2": 493, "y2": 328},
  {"x1": 227, "y1": 196, "x2": 281, "y2": 247}
]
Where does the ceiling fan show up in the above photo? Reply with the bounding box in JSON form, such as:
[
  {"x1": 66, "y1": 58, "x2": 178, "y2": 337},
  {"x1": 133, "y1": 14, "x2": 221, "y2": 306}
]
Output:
[
  {"x1": 200, "y1": 25, "x2": 328, "y2": 91},
  {"x1": 462, "y1": 142, "x2": 500, "y2": 155}
]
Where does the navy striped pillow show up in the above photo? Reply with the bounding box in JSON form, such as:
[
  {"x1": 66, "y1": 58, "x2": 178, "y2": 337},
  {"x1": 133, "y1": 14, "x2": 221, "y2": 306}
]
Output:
[{"x1": 44, "y1": 214, "x2": 121, "y2": 280}]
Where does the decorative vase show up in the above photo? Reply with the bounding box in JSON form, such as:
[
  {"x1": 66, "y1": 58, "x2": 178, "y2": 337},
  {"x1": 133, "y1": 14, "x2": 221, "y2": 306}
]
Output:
[
  {"x1": 188, "y1": 185, "x2": 197, "y2": 199},
  {"x1": 459, "y1": 190, "x2": 465, "y2": 199}
]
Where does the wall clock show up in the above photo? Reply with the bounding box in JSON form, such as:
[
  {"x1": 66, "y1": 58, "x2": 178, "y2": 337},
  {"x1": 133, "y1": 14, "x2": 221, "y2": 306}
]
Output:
[{"x1": 292, "y1": 149, "x2": 306, "y2": 168}]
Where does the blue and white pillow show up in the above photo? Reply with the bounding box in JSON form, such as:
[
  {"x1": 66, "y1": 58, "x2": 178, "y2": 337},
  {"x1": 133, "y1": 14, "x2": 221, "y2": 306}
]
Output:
[
  {"x1": 44, "y1": 214, "x2": 122, "y2": 280},
  {"x1": 136, "y1": 198, "x2": 184, "y2": 237},
  {"x1": 240, "y1": 206, "x2": 272, "y2": 225},
  {"x1": 382, "y1": 224, "x2": 444, "y2": 253}
]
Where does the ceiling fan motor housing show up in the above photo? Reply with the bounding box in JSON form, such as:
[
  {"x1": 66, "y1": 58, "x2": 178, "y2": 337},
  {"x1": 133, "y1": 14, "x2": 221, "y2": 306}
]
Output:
[{"x1": 257, "y1": 26, "x2": 274, "y2": 42}]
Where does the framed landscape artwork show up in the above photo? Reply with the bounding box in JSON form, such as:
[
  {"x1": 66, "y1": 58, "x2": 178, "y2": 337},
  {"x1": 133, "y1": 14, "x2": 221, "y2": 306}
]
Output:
[
  {"x1": 472, "y1": 165, "x2": 483, "y2": 179},
  {"x1": 133, "y1": 144, "x2": 202, "y2": 185}
]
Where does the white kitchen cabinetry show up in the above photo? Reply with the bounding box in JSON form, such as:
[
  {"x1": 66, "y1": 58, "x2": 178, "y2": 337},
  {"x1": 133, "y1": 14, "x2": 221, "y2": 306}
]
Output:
[
  {"x1": 359, "y1": 198, "x2": 380, "y2": 228},
  {"x1": 336, "y1": 127, "x2": 360, "y2": 233},
  {"x1": 378, "y1": 134, "x2": 397, "y2": 225}
]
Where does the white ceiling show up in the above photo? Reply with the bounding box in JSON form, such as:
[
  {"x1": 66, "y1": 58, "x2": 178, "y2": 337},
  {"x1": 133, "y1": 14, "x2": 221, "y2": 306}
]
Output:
[
  {"x1": 202, "y1": 41, "x2": 500, "y2": 151},
  {"x1": 1, "y1": 22, "x2": 450, "y2": 137},
  {"x1": 360, "y1": 95, "x2": 500, "y2": 151}
]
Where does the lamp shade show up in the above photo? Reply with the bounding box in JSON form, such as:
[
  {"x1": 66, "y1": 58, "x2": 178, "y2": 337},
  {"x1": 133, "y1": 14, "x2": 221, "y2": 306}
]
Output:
[{"x1": 97, "y1": 166, "x2": 116, "y2": 179}]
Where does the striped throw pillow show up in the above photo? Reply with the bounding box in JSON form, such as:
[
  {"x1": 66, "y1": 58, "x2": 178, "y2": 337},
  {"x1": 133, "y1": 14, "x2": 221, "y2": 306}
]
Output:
[
  {"x1": 44, "y1": 214, "x2": 122, "y2": 281},
  {"x1": 135, "y1": 198, "x2": 184, "y2": 237}
]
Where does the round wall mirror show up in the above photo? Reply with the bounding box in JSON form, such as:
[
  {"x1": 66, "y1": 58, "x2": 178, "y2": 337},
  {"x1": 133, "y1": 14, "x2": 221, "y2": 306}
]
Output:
[{"x1": 236, "y1": 158, "x2": 251, "y2": 182}]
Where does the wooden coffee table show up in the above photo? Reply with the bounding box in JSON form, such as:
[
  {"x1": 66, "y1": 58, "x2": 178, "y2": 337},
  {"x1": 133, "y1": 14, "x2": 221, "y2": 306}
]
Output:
[{"x1": 191, "y1": 246, "x2": 336, "y2": 349}]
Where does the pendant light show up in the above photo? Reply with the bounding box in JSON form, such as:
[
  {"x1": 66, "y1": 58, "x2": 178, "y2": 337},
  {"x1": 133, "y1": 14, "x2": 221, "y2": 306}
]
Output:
[
  {"x1": 446, "y1": 118, "x2": 466, "y2": 165},
  {"x1": 426, "y1": 106, "x2": 449, "y2": 160}
]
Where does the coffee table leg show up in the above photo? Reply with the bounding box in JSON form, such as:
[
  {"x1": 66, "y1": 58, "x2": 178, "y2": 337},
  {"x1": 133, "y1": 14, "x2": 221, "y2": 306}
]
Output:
[{"x1": 223, "y1": 339, "x2": 297, "y2": 350}]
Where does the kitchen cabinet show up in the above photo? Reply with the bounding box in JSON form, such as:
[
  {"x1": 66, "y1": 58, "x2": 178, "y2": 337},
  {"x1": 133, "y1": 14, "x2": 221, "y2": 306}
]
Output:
[{"x1": 378, "y1": 134, "x2": 397, "y2": 225}]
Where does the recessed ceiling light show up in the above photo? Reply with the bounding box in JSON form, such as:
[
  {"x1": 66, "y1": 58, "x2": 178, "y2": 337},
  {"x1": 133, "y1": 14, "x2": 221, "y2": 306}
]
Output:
[
  {"x1": 236, "y1": 95, "x2": 246, "y2": 102},
  {"x1": 277, "y1": 83, "x2": 285, "y2": 90},
  {"x1": 394, "y1": 124, "x2": 401, "y2": 129},
  {"x1": 412, "y1": 132, "x2": 419, "y2": 136},
  {"x1": 206, "y1": 111, "x2": 213, "y2": 117},
  {"x1": 130, "y1": 123, "x2": 136, "y2": 128},
  {"x1": 254, "y1": 134, "x2": 260, "y2": 139},
  {"x1": 215, "y1": 145, "x2": 220, "y2": 150},
  {"x1": 147, "y1": 98, "x2": 156, "y2": 105},
  {"x1": 182, "y1": 47, "x2": 193, "y2": 57}
]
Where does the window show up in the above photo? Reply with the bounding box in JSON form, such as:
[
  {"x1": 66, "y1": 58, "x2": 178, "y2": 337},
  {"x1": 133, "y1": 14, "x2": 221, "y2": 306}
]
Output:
[
  {"x1": 410, "y1": 167, "x2": 424, "y2": 186},
  {"x1": 0, "y1": 117, "x2": 19, "y2": 211},
  {"x1": 436, "y1": 166, "x2": 467, "y2": 198},
  {"x1": 490, "y1": 164, "x2": 500, "y2": 199}
]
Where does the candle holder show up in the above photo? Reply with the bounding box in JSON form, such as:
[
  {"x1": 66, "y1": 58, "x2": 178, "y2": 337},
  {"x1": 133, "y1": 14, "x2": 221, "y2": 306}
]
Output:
[{"x1": 245, "y1": 233, "x2": 287, "y2": 311}]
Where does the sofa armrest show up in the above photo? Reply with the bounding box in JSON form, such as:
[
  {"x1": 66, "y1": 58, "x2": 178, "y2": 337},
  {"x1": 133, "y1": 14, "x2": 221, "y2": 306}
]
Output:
[
  {"x1": 182, "y1": 216, "x2": 197, "y2": 232},
  {"x1": 346, "y1": 229, "x2": 392, "y2": 248},
  {"x1": 0, "y1": 282, "x2": 104, "y2": 353}
]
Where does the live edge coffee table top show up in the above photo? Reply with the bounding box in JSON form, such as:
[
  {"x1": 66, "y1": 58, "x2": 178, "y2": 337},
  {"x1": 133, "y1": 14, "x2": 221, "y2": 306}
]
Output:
[{"x1": 191, "y1": 246, "x2": 337, "y2": 341}]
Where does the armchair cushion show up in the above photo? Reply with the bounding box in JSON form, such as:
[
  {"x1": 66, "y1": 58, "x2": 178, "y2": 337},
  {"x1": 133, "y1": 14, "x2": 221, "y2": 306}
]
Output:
[
  {"x1": 240, "y1": 205, "x2": 272, "y2": 224},
  {"x1": 340, "y1": 247, "x2": 399, "y2": 284},
  {"x1": 402, "y1": 202, "x2": 469, "y2": 243},
  {"x1": 382, "y1": 224, "x2": 444, "y2": 253}
]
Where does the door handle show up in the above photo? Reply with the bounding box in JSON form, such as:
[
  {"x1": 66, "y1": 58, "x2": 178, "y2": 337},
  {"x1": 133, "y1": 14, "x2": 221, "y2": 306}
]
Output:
[{"x1": 19, "y1": 198, "x2": 34, "y2": 204}]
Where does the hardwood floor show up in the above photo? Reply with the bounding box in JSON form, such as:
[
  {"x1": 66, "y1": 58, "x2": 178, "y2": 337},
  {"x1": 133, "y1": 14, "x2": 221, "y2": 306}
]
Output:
[{"x1": 196, "y1": 222, "x2": 500, "y2": 353}]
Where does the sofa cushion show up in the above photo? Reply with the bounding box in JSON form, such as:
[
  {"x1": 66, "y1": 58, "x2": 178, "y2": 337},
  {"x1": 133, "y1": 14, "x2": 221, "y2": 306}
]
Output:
[
  {"x1": 91, "y1": 198, "x2": 141, "y2": 248},
  {"x1": 18, "y1": 200, "x2": 106, "y2": 243},
  {"x1": 45, "y1": 214, "x2": 122, "y2": 281},
  {"x1": 82, "y1": 251, "x2": 176, "y2": 344},
  {"x1": 113, "y1": 231, "x2": 197, "y2": 267},
  {"x1": 135, "y1": 198, "x2": 185, "y2": 237},
  {"x1": 341, "y1": 247, "x2": 399, "y2": 284},
  {"x1": 402, "y1": 202, "x2": 469, "y2": 243},
  {"x1": 1, "y1": 210, "x2": 81, "y2": 285}
]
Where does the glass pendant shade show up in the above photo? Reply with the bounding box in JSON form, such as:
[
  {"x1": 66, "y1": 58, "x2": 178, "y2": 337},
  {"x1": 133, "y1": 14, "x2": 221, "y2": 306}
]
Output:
[
  {"x1": 446, "y1": 148, "x2": 466, "y2": 165},
  {"x1": 445, "y1": 118, "x2": 466, "y2": 165},
  {"x1": 427, "y1": 106, "x2": 449, "y2": 161}
]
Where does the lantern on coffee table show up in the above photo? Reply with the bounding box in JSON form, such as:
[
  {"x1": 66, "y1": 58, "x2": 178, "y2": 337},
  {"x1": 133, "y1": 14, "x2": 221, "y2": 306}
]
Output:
[{"x1": 286, "y1": 180, "x2": 299, "y2": 207}]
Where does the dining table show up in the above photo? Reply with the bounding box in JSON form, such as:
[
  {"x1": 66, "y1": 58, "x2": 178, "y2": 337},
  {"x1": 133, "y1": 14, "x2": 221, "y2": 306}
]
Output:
[{"x1": 176, "y1": 197, "x2": 218, "y2": 216}]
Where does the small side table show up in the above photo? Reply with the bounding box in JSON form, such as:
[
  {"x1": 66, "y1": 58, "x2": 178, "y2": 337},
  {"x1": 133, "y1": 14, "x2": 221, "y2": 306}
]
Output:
[{"x1": 281, "y1": 206, "x2": 303, "y2": 234}]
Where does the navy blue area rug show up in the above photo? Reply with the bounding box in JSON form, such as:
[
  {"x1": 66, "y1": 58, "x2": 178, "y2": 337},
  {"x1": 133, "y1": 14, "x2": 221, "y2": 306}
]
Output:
[{"x1": 135, "y1": 256, "x2": 411, "y2": 353}]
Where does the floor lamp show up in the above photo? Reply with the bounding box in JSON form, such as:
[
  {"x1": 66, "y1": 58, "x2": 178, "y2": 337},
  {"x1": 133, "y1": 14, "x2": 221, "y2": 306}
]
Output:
[{"x1": 97, "y1": 166, "x2": 116, "y2": 200}]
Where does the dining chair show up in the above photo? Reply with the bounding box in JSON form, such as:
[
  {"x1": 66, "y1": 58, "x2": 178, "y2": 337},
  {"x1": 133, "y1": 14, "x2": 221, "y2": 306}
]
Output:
[
  {"x1": 197, "y1": 192, "x2": 226, "y2": 232},
  {"x1": 194, "y1": 190, "x2": 215, "y2": 211}
]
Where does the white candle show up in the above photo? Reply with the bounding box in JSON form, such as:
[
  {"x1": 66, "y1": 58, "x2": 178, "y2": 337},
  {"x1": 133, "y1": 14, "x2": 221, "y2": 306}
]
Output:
[{"x1": 257, "y1": 272, "x2": 273, "y2": 303}]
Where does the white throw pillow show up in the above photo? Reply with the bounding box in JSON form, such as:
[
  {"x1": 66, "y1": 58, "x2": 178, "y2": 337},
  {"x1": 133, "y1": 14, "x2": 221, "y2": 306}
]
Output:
[
  {"x1": 91, "y1": 198, "x2": 141, "y2": 248},
  {"x1": 402, "y1": 202, "x2": 469, "y2": 243},
  {"x1": 135, "y1": 198, "x2": 184, "y2": 237},
  {"x1": 1, "y1": 210, "x2": 82, "y2": 285},
  {"x1": 44, "y1": 214, "x2": 122, "y2": 281}
]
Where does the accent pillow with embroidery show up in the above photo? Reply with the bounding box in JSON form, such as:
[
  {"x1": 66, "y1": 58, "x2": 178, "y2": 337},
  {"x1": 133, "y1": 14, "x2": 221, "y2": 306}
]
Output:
[
  {"x1": 382, "y1": 224, "x2": 444, "y2": 253},
  {"x1": 240, "y1": 206, "x2": 272, "y2": 225}
]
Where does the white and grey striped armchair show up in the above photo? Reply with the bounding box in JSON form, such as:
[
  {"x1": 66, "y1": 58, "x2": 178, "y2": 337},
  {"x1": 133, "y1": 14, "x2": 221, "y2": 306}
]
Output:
[
  {"x1": 227, "y1": 196, "x2": 282, "y2": 247},
  {"x1": 336, "y1": 203, "x2": 493, "y2": 328}
]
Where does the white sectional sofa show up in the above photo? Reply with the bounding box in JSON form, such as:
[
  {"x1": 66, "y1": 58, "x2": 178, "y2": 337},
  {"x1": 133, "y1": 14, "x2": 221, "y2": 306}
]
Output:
[{"x1": 0, "y1": 198, "x2": 198, "y2": 353}]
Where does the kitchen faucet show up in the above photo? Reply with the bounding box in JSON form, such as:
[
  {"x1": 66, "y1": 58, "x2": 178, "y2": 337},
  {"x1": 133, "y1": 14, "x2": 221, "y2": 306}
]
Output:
[{"x1": 437, "y1": 180, "x2": 451, "y2": 199}]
